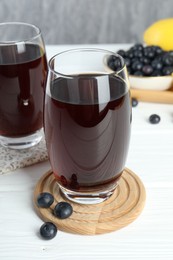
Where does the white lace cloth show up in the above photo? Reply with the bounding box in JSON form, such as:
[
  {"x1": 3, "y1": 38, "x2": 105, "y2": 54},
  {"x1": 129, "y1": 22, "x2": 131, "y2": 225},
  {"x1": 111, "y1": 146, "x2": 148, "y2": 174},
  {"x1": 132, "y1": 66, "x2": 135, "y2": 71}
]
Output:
[{"x1": 0, "y1": 137, "x2": 48, "y2": 174}]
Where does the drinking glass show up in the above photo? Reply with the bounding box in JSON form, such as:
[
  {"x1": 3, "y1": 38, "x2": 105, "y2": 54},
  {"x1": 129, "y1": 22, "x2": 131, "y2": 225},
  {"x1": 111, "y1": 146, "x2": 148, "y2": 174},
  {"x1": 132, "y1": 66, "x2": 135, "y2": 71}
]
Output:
[
  {"x1": 0, "y1": 22, "x2": 48, "y2": 149},
  {"x1": 44, "y1": 48, "x2": 131, "y2": 204}
]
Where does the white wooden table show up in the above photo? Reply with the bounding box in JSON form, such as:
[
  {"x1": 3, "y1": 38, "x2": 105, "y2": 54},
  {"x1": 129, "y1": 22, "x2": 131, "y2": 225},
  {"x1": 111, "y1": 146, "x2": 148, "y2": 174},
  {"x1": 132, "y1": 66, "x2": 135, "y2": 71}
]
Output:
[{"x1": 0, "y1": 45, "x2": 173, "y2": 260}]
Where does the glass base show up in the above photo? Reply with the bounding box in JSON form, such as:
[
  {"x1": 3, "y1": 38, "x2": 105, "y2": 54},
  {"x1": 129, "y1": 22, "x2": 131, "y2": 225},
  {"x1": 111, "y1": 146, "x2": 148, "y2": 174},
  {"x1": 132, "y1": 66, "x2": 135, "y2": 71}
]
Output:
[
  {"x1": 58, "y1": 183, "x2": 118, "y2": 205},
  {"x1": 0, "y1": 129, "x2": 43, "y2": 149}
]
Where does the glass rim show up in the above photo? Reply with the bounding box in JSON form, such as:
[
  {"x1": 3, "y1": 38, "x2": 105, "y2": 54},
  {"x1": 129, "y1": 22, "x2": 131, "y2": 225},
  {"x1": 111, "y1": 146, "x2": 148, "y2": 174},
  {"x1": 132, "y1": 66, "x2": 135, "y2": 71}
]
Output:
[
  {"x1": 0, "y1": 22, "x2": 42, "y2": 45},
  {"x1": 48, "y1": 48, "x2": 126, "y2": 79}
]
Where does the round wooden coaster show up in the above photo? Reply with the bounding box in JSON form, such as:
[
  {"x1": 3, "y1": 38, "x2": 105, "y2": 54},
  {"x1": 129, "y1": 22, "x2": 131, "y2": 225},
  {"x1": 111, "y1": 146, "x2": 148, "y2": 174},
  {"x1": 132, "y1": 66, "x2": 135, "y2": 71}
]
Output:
[{"x1": 33, "y1": 168, "x2": 146, "y2": 235}]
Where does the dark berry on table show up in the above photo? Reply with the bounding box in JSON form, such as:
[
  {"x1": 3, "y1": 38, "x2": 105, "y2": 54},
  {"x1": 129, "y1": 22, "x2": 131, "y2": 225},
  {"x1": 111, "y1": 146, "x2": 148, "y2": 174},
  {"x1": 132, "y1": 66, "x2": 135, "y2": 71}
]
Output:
[
  {"x1": 40, "y1": 222, "x2": 57, "y2": 240},
  {"x1": 131, "y1": 60, "x2": 143, "y2": 71},
  {"x1": 54, "y1": 202, "x2": 73, "y2": 219},
  {"x1": 37, "y1": 192, "x2": 54, "y2": 208},
  {"x1": 149, "y1": 114, "x2": 161, "y2": 124},
  {"x1": 132, "y1": 98, "x2": 138, "y2": 107},
  {"x1": 142, "y1": 65, "x2": 153, "y2": 76},
  {"x1": 162, "y1": 66, "x2": 173, "y2": 75}
]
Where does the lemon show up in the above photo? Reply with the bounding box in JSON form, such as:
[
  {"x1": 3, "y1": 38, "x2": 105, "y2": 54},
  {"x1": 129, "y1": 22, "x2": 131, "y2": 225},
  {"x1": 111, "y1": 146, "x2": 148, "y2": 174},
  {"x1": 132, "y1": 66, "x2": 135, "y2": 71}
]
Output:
[{"x1": 143, "y1": 18, "x2": 173, "y2": 51}]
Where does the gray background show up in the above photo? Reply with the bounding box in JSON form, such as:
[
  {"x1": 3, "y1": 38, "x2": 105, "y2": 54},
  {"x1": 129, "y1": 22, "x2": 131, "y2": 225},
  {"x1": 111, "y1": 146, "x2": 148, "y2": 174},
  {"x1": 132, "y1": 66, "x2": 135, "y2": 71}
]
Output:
[{"x1": 0, "y1": 0, "x2": 173, "y2": 45}]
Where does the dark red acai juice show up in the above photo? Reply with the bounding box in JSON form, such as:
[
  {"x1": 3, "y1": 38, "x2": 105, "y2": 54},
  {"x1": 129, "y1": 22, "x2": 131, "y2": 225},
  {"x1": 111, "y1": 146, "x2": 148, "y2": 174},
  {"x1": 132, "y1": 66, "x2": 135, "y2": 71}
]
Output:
[
  {"x1": 44, "y1": 74, "x2": 131, "y2": 192},
  {"x1": 0, "y1": 44, "x2": 47, "y2": 137}
]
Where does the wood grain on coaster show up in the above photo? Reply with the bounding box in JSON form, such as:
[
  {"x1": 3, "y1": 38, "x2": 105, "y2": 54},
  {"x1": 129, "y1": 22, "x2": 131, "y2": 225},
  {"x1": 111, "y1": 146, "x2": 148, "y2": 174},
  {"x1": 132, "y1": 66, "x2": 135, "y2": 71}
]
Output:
[{"x1": 34, "y1": 168, "x2": 146, "y2": 235}]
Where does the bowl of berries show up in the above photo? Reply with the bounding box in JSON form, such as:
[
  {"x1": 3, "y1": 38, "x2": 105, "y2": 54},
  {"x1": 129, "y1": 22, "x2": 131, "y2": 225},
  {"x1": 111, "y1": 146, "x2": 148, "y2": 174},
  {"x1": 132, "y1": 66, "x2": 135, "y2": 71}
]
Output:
[{"x1": 107, "y1": 44, "x2": 173, "y2": 91}]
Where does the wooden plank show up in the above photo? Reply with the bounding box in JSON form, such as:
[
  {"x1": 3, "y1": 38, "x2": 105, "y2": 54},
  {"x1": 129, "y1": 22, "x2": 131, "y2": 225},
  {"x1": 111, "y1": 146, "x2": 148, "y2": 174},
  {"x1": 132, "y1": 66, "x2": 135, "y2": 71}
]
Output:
[{"x1": 131, "y1": 87, "x2": 173, "y2": 104}]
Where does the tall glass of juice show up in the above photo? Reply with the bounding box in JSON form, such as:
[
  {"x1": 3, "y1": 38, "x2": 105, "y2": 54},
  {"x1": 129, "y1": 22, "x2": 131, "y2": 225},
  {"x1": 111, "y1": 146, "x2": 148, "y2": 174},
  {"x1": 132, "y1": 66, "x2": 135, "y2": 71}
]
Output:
[
  {"x1": 0, "y1": 22, "x2": 48, "y2": 149},
  {"x1": 44, "y1": 48, "x2": 131, "y2": 204}
]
